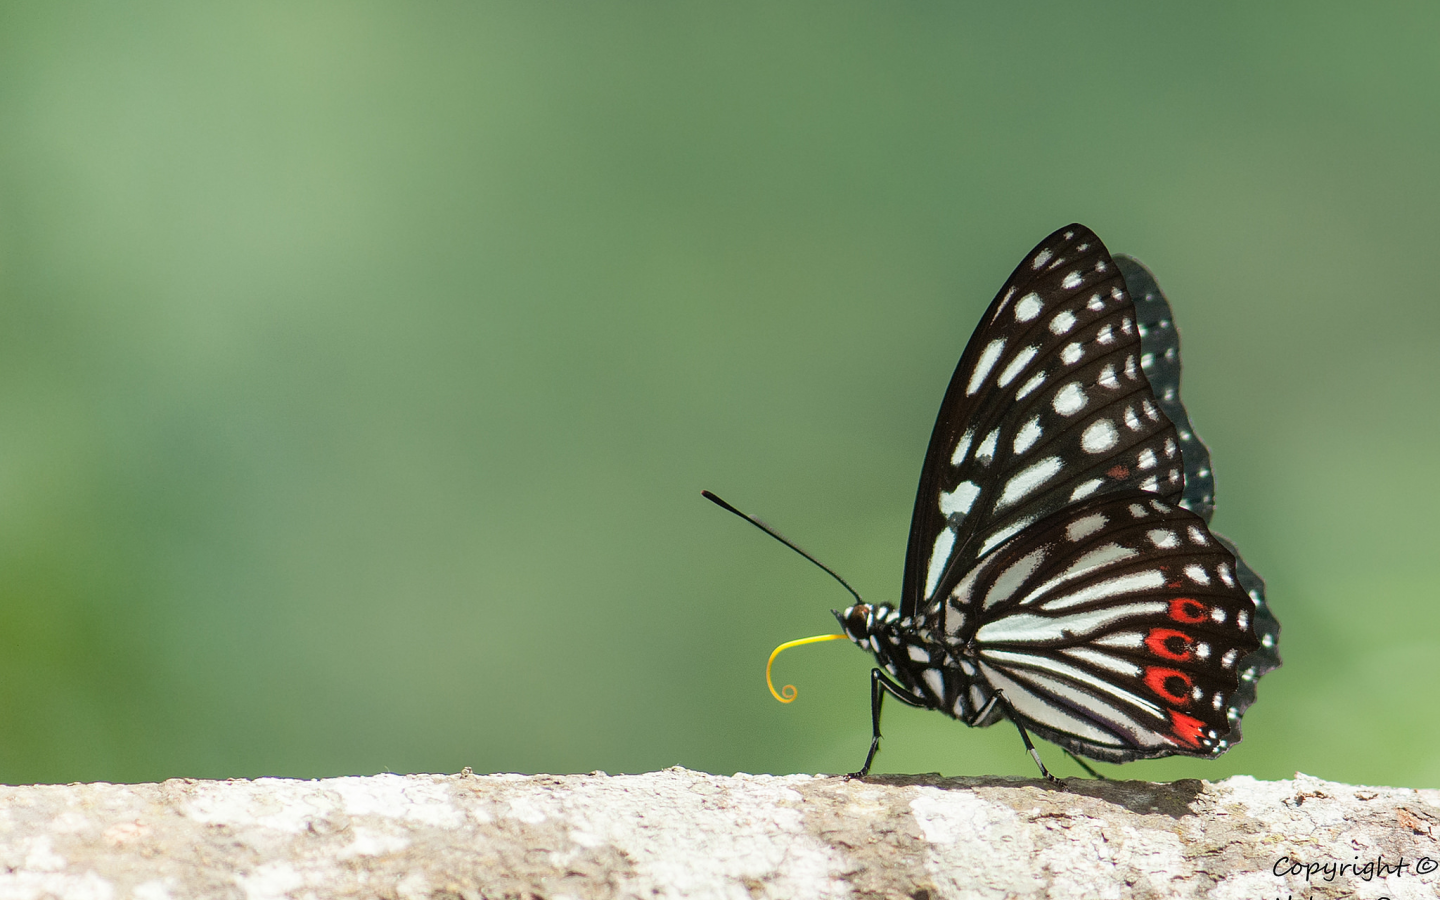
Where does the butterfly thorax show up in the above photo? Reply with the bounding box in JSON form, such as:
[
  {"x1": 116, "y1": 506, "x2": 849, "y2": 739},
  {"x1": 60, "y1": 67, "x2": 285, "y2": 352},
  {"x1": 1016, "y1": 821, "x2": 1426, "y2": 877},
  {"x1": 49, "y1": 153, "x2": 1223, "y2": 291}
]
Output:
[{"x1": 836, "y1": 602, "x2": 995, "y2": 725}]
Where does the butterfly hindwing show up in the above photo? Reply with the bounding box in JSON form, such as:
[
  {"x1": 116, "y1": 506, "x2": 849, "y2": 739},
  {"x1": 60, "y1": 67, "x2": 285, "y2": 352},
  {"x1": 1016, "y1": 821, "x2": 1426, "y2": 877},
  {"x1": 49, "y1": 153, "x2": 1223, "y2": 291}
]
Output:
[
  {"x1": 1117, "y1": 253, "x2": 1282, "y2": 742},
  {"x1": 928, "y1": 490, "x2": 1260, "y2": 762},
  {"x1": 902, "y1": 226, "x2": 1186, "y2": 619}
]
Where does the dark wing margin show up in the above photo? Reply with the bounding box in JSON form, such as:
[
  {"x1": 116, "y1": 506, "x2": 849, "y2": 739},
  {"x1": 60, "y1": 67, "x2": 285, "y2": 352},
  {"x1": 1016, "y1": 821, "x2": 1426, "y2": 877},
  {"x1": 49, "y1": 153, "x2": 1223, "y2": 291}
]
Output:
[
  {"x1": 901, "y1": 226, "x2": 1185, "y2": 618},
  {"x1": 1117, "y1": 253, "x2": 1280, "y2": 737},
  {"x1": 1115, "y1": 254, "x2": 1216, "y2": 522},
  {"x1": 1213, "y1": 535, "x2": 1281, "y2": 743}
]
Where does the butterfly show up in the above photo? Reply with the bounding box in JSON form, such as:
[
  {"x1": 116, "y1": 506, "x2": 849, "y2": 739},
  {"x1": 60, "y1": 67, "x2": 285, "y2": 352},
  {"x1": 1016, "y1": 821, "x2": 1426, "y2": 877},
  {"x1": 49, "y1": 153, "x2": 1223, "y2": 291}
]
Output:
[{"x1": 712, "y1": 224, "x2": 1280, "y2": 779}]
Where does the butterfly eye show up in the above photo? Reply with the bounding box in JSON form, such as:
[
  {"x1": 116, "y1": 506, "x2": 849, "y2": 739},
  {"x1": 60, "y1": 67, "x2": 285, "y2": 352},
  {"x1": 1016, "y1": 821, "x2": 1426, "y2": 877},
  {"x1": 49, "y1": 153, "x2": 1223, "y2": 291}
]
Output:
[{"x1": 843, "y1": 604, "x2": 871, "y2": 638}]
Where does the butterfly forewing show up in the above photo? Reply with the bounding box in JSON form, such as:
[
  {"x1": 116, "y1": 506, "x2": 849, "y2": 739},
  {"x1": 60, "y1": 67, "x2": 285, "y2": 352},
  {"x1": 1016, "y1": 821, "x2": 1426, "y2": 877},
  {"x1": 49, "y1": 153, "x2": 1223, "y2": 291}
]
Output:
[
  {"x1": 902, "y1": 226, "x2": 1187, "y2": 619},
  {"x1": 930, "y1": 490, "x2": 1260, "y2": 762}
]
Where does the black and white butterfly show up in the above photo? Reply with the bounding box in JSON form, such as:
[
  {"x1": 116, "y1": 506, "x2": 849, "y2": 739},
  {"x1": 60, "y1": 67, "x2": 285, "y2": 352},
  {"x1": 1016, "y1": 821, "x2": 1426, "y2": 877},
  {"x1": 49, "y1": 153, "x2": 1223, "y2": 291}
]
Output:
[{"x1": 824, "y1": 224, "x2": 1280, "y2": 778}]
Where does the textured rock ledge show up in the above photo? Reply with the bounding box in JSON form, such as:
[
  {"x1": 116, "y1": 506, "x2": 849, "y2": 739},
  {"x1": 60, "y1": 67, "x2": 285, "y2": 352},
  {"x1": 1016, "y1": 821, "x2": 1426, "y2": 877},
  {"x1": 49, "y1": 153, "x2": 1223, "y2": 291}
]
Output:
[{"x1": 0, "y1": 769, "x2": 1437, "y2": 899}]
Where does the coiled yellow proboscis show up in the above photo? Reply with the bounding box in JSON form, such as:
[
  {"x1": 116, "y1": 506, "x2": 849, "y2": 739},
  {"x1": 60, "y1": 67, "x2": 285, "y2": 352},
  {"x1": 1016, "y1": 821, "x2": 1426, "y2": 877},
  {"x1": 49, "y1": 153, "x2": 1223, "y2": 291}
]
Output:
[{"x1": 765, "y1": 633, "x2": 847, "y2": 703}]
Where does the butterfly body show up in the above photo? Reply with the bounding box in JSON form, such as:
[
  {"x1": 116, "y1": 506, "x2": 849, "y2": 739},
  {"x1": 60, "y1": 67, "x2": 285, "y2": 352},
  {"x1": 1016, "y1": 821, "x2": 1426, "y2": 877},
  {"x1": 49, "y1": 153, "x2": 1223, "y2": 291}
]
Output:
[{"x1": 837, "y1": 224, "x2": 1279, "y2": 775}]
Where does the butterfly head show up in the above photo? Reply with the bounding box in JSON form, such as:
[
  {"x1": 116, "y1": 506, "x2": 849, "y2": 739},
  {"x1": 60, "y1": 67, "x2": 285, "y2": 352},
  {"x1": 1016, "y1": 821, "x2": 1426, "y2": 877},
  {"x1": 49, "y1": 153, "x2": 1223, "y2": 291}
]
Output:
[
  {"x1": 835, "y1": 603, "x2": 878, "y2": 648},
  {"x1": 834, "y1": 602, "x2": 907, "y2": 653}
]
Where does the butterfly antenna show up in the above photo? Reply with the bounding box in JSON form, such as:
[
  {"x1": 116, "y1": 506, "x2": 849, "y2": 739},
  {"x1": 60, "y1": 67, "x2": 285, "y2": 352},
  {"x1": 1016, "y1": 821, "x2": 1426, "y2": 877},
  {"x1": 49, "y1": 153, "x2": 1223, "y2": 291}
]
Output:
[{"x1": 701, "y1": 490, "x2": 864, "y2": 607}]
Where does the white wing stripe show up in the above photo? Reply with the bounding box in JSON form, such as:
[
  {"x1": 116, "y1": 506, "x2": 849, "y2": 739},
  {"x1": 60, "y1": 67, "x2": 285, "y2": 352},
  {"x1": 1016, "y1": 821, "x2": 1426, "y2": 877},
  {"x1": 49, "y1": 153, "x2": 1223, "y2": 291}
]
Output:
[
  {"x1": 979, "y1": 666, "x2": 1126, "y2": 747},
  {"x1": 1040, "y1": 570, "x2": 1166, "y2": 611},
  {"x1": 997, "y1": 346, "x2": 1038, "y2": 387},
  {"x1": 1019, "y1": 543, "x2": 1138, "y2": 605},
  {"x1": 966, "y1": 339, "x2": 1006, "y2": 396},
  {"x1": 924, "y1": 528, "x2": 956, "y2": 600},
  {"x1": 974, "y1": 601, "x2": 1167, "y2": 644},
  {"x1": 981, "y1": 650, "x2": 1166, "y2": 720},
  {"x1": 994, "y1": 457, "x2": 1062, "y2": 511},
  {"x1": 1062, "y1": 646, "x2": 1142, "y2": 677},
  {"x1": 983, "y1": 548, "x2": 1048, "y2": 611}
]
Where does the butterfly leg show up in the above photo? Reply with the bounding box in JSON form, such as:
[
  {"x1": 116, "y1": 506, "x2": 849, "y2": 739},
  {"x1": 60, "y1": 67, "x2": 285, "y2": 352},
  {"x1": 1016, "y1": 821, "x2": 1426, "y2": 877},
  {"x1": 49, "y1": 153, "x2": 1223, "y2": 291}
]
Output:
[
  {"x1": 992, "y1": 691, "x2": 1058, "y2": 783},
  {"x1": 848, "y1": 668, "x2": 925, "y2": 779},
  {"x1": 1064, "y1": 750, "x2": 1106, "y2": 780}
]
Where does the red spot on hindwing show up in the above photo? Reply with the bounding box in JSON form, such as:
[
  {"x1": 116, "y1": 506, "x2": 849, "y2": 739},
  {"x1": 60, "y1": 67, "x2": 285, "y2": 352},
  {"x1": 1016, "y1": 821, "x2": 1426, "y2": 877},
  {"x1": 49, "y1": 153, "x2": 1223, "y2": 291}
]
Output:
[
  {"x1": 1168, "y1": 710, "x2": 1206, "y2": 749},
  {"x1": 1168, "y1": 598, "x2": 1208, "y2": 624},
  {"x1": 1145, "y1": 628, "x2": 1194, "y2": 662},
  {"x1": 1144, "y1": 666, "x2": 1192, "y2": 704},
  {"x1": 1107, "y1": 464, "x2": 1130, "y2": 479}
]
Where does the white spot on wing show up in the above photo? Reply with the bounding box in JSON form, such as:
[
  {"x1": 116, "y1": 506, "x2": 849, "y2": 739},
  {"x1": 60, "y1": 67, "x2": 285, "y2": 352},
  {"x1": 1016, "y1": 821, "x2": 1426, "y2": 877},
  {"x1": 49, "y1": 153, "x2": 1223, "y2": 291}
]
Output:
[
  {"x1": 1050, "y1": 311, "x2": 1076, "y2": 334},
  {"x1": 995, "y1": 457, "x2": 1063, "y2": 511},
  {"x1": 1069, "y1": 478, "x2": 1103, "y2": 501},
  {"x1": 1184, "y1": 564, "x2": 1210, "y2": 584},
  {"x1": 922, "y1": 668, "x2": 945, "y2": 699},
  {"x1": 939, "y1": 481, "x2": 981, "y2": 517},
  {"x1": 1053, "y1": 383, "x2": 1086, "y2": 416},
  {"x1": 1061, "y1": 342, "x2": 1083, "y2": 365},
  {"x1": 998, "y1": 346, "x2": 1039, "y2": 387},
  {"x1": 1081, "y1": 419, "x2": 1119, "y2": 453},
  {"x1": 924, "y1": 528, "x2": 956, "y2": 599},
  {"x1": 1138, "y1": 448, "x2": 1157, "y2": 470},
  {"x1": 950, "y1": 428, "x2": 975, "y2": 466},
  {"x1": 1032, "y1": 249, "x2": 1053, "y2": 270},
  {"x1": 1014, "y1": 293, "x2": 1043, "y2": 322},
  {"x1": 1012, "y1": 418, "x2": 1043, "y2": 455},
  {"x1": 1065, "y1": 513, "x2": 1107, "y2": 543},
  {"x1": 1061, "y1": 271, "x2": 1082, "y2": 289},
  {"x1": 1097, "y1": 364, "x2": 1119, "y2": 389},
  {"x1": 1016, "y1": 371, "x2": 1046, "y2": 399},
  {"x1": 1147, "y1": 529, "x2": 1179, "y2": 549},
  {"x1": 976, "y1": 429, "x2": 999, "y2": 464},
  {"x1": 966, "y1": 340, "x2": 1007, "y2": 396}
]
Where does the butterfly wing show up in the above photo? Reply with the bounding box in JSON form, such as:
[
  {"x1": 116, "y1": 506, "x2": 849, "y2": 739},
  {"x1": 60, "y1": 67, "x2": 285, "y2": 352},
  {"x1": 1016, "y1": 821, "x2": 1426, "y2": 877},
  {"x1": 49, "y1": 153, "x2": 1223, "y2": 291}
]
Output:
[
  {"x1": 934, "y1": 490, "x2": 1261, "y2": 762},
  {"x1": 901, "y1": 225, "x2": 1186, "y2": 619},
  {"x1": 1213, "y1": 534, "x2": 1281, "y2": 743},
  {"x1": 1116, "y1": 254, "x2": 1216, "y2": 522},
  {"x1": 1116, "y1": 254, "x2": 1282, "y2": 741}
]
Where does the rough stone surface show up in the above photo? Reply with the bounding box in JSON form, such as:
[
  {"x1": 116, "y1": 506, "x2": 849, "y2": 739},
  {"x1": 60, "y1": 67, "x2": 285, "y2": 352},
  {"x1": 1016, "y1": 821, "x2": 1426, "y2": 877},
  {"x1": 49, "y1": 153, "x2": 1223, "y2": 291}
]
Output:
[{"x1": 0, "y1": 768, "x2": 1436, "y2": 899}]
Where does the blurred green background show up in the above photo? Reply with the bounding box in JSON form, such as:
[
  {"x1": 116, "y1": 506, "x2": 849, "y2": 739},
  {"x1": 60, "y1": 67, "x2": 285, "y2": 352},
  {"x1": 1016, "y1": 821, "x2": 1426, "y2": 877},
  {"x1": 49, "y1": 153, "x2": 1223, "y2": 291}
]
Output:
[{"x1": 0, "y1": 2, "x2": 1436, "y2": 787}]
